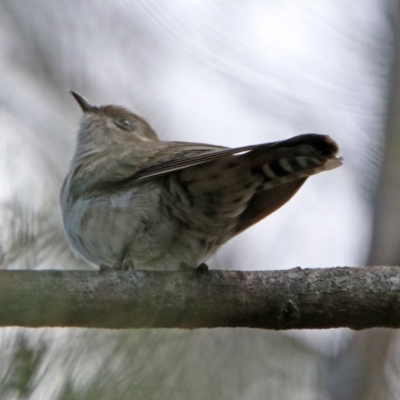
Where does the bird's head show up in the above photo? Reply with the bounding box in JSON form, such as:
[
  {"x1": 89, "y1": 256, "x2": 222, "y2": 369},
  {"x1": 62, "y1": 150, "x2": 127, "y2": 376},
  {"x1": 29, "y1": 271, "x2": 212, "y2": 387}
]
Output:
[{"x1": 70, "y1": 91, "x2": 159, "y2": 153}]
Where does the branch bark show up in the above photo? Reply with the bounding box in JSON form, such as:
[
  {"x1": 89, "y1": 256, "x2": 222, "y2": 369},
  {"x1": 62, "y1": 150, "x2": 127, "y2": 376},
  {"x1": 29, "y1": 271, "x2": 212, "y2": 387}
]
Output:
[{"x1": 1, "y1": 267, "x2": 400, "y2": 329}]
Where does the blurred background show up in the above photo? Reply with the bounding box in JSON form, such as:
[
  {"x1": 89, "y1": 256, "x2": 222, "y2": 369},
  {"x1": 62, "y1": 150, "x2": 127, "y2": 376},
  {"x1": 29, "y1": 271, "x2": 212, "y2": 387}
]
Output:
[{"x1": 0, "y1": 0, "x2": 399, "y2": 398}]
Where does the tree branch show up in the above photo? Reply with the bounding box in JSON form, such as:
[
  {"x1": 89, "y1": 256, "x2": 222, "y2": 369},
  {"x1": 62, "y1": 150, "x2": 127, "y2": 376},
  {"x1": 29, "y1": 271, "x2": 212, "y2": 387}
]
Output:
[{"x1": 1, "y1": 267, "x2": 400, "y2": 329}]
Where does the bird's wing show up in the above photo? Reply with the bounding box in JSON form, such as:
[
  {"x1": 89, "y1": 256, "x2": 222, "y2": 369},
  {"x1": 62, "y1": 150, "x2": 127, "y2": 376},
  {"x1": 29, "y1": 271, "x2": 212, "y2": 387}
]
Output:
[
  {"x1": 68, "y1": 134, "x2": 341, "y2": 198},
  {"x1": 68, "y1": 141, "x2": 256, "y2": 197},
  {"x1": 127, "y1": 134, "x2": 341, "y2": 183},
  {"x1": 122, "y1": 141, "x2": 260, "y2": 183}
]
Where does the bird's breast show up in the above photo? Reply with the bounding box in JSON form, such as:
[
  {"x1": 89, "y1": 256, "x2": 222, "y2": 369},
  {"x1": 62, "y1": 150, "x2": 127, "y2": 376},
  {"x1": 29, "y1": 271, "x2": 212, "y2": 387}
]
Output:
[{"x1": 62, "y1": 185, "x2": 162, "y2": 266}]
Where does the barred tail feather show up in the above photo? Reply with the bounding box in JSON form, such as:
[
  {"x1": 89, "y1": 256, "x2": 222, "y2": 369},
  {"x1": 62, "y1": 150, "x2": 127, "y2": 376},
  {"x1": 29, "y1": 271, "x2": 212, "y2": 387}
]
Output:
[
  {"x1": 257, "y1": 154, "x2": 342, "y2": 191},
  {"x1": 234, "y1": 134, "x2": 342, "y2": 234}
]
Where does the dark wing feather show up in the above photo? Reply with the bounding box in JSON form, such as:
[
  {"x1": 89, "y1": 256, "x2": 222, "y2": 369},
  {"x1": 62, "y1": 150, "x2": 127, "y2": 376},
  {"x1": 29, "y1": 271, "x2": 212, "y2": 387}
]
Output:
[{"x1": 127, "y1": 141, "x2": 262, "y2": 183}]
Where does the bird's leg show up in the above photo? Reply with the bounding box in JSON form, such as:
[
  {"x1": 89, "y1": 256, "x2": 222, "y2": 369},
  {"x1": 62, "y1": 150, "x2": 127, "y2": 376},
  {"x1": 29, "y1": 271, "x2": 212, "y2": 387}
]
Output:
[{"x1": 111, "y1": 248, "x2": 135, "y2": 270}]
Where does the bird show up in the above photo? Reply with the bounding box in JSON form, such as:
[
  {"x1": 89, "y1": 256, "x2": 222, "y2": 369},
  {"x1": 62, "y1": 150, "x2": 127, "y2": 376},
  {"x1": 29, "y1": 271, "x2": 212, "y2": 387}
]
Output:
[{"x1": 60, "y1": 92, "x2": 342, "y2": 271}]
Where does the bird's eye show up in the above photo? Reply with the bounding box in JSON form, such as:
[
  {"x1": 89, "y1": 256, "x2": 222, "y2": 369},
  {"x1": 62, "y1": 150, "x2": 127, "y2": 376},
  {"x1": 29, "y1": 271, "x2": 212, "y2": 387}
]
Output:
[{"x1": 114, "y1": 118, "x2": 134, "y2": 131}]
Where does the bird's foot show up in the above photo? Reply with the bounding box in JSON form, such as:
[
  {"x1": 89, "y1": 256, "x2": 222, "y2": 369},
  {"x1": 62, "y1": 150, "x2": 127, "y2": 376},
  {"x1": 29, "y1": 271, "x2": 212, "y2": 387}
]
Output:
[
  {"x1": 99, "y1": 264, "x2": 111, "y2": 273},
  {"x1": 179, "y1": 263, "x2": 209, "y2": 273},
  {"x1": 100, "y1": 259, "x2": 135, "y2": 271},
  {"x1": 122, "y1": 260, "x2": 135, "y2": 271},
  {"x1": 113, "y1": 259, "x2": 135, "y2": 271},
  {"x1": 196, "y1": 263, "x2": 209, "y2": 273}
]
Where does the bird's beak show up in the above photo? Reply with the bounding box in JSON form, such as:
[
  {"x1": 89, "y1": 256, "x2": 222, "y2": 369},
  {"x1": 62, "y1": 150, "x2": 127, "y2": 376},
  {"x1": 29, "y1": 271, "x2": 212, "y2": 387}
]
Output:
[{"x1": 70, "y1": 91, "x2": 96, "y2": 113}]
